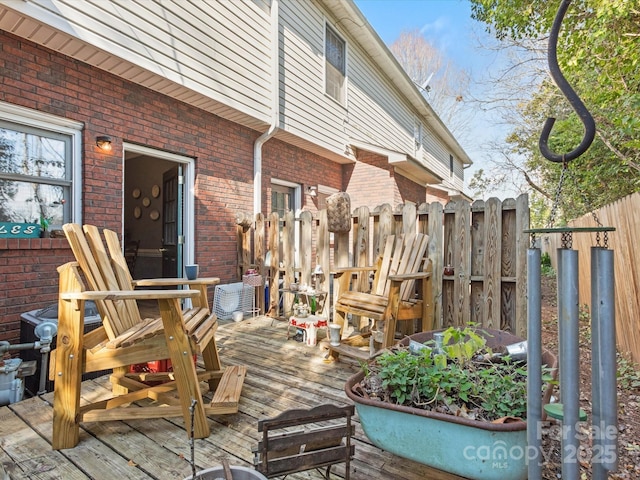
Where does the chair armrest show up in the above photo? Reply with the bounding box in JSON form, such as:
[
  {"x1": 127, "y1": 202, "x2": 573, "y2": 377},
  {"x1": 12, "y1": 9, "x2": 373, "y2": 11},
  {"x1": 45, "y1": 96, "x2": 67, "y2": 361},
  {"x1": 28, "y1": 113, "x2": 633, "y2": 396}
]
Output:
[
  {"x1": 133, "y1": 277, "x2": 220, "y2": 287},
  {"x1": 60, "y1": 289, "x2": 200, "y2": 301},
  {"x1": 331, "y1": 267, "x2": 376, "y2": 277},
  {"x1": 388, "y1": 271, "x2": 432, "y2": 282}
]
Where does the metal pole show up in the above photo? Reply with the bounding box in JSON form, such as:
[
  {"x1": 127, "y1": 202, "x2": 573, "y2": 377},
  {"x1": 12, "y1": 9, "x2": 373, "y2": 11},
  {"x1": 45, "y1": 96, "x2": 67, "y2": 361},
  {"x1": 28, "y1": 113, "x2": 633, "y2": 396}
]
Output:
[
  {"x1": 557, "y1": 248, "x2": 580, "y2": 480},
  {"x1": 527, "y1": 247, "x2": 543, "y2": 479},
  {"x1": 591, "y1": 247, "x2": 617, "y2": 478}
]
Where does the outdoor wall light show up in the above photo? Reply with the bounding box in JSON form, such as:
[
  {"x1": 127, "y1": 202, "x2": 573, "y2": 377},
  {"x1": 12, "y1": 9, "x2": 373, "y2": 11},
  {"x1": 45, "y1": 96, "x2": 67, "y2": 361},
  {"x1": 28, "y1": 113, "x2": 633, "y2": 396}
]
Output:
[
  {"x1": 307, "y1": 185, "x2": 317, "y2": 197},
  {"x1": 95, "y1": 135, "x2": 112, "y2": 152}
]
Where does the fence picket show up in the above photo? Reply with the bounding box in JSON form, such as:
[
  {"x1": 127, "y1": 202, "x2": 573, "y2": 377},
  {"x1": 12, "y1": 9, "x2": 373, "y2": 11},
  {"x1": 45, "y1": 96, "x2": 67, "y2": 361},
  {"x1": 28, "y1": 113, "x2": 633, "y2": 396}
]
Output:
[{"x1": 236, "y1": 194, "x2": 530, "y2": 339}]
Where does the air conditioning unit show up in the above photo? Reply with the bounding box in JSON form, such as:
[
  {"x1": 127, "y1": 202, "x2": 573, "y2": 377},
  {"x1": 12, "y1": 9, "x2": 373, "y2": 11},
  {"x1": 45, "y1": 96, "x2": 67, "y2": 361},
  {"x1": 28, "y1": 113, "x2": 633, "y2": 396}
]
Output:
[
  {"x1": 213, "y1": 282, "x2": 253, "y2": 320},
  {"x1": 20, "y1": 301, "x2": 107, "y2": 396}
]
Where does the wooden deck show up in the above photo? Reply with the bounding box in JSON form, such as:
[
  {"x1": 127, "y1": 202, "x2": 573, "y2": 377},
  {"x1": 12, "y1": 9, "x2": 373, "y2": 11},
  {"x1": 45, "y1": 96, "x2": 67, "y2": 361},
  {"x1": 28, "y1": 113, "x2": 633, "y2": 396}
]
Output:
[{"x1": 1, "y1": 315, "x2": 465, "y2": 480}]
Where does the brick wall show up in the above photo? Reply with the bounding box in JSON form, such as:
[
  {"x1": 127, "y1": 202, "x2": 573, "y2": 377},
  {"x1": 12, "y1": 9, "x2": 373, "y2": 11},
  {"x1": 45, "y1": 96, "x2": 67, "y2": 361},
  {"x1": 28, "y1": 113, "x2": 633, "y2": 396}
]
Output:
[
  {"x1": 345, "y1": 149, "x2": 426, "y2": 209},
  {"x1": 0, "y1": 31, "x2": 344, "y2": 344}
]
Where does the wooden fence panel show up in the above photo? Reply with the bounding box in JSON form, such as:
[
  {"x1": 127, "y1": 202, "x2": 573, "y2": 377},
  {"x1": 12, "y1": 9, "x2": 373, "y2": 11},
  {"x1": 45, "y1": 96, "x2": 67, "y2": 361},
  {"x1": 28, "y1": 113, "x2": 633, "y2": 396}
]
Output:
[
  {"x1": 237, "y1": 193, "x2": 530, "y2": 338},
  {"x1": 427, "y1": 202, "x2": 444, "y2": 326},
  {"x1": 483, "y1": 197, "x2": 502, "y2": 330},
  {"x1": 515, "y1": 194, "x2": 530, "y2": 338},
  {"x1": 470, "y1": 200, "x2": 486, "y2": 326},
  {"x1": 316, "y1": 209, "x2": 330, "y2": 318},
  {"x1": 544, "y1": 191, "x2": 640, "y2": 363},
  {"x1": 443, "y1": 203, "x2": 457, "y2": 327}
]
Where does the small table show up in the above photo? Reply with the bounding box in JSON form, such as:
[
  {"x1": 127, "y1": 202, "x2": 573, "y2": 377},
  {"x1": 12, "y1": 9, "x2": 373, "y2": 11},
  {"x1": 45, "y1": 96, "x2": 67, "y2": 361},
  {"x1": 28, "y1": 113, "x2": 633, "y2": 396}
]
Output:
[
  {"x1": 279, "y1": 288, "x2": 328, "y2": 318},
  {"x1": 287, "y1": 315, "x2": 328, "y2": 346},
  {"x1": 242, "y1": 274, "x2": 263, "y2": 317}
]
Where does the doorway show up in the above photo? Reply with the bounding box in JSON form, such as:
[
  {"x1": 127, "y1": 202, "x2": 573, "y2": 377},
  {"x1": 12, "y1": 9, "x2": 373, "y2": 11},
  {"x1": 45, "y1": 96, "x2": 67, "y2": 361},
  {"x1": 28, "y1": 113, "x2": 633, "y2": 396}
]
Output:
[{"x1": 123, "y1": 143, "x2": 195, "y2": 279}]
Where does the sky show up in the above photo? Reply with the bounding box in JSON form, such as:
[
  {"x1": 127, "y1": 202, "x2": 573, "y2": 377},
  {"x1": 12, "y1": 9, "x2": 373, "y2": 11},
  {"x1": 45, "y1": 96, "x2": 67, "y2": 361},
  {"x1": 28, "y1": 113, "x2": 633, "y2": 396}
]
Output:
[{"x1": 353, "y1": 0, "x2": 516, "y2": 198}]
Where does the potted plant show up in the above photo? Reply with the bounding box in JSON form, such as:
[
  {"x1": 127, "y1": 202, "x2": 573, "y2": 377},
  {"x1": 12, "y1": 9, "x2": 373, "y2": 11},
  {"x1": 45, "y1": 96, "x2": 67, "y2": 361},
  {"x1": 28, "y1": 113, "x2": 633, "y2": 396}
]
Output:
[{"x1": 345, "y1": 326, "x2": 557, "y2": 480}]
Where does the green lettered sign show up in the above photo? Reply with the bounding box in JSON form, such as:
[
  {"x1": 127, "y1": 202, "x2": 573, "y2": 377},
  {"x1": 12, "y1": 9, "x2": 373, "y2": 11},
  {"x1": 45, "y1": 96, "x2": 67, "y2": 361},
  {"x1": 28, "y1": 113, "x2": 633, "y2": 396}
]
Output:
[{"x1": 0, "y1": 222, "x2": 41, "y2": 238}]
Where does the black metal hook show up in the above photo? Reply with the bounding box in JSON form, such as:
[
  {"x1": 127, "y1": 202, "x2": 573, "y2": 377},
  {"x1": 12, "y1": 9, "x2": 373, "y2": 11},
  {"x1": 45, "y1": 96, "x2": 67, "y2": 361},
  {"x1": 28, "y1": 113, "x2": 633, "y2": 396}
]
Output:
[{"x1": 539, "y1": 0, "x2": 596, "y2": 163}]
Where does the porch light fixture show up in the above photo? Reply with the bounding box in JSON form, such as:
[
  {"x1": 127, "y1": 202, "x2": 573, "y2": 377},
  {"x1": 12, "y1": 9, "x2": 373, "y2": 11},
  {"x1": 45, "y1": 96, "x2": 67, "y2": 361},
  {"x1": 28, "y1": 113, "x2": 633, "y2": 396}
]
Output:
[
  {"x1": 307, "y1": 185, "x2": 317, "y2": 197},
  {"x1": 96, "y1": 135, "x2": 112, "y2": 152}
]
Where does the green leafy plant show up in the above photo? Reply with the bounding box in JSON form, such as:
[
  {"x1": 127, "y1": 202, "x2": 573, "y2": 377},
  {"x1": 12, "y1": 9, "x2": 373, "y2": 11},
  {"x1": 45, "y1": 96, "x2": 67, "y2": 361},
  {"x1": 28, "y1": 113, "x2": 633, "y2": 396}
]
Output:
[
  {"x1": 361, "y1": 326, "x2": 552, "y2": 422},
  {"x1": 617, "y1": 353, "x2": 640, "y2": 392},
  {"x1": 541, "y1": 252, "x2": 555, "y2": 277}
]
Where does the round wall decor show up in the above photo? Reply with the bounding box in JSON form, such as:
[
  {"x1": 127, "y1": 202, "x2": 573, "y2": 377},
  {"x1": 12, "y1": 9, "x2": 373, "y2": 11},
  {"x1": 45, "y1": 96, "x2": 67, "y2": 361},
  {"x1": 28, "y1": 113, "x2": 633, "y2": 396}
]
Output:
[
  {"x1": 133, "y1": 206, "x2": 142, "y2": 219},
  {"x1": 142, "y1": 197, "x2": 151, "y2": 207},
  {"x1": 150, "y1": 209, "x2": 160, "y2": 221},
  {"x1": 132, "y1": 188, "x2": 141, "y2": 199},
  {"x1": 151, "y1": 184, "x2": 161, "y2": 198}
]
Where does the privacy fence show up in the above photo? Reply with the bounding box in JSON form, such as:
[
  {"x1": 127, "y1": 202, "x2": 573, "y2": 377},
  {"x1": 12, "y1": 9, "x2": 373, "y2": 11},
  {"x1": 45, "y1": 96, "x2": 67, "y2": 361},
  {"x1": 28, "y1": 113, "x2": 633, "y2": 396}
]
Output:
[
  {"x1": 236, "y1": 193, "x2": 530, "y2": 338},
  {"x1": 544, "y1": 191, "x2": 640, "y2": 364}
]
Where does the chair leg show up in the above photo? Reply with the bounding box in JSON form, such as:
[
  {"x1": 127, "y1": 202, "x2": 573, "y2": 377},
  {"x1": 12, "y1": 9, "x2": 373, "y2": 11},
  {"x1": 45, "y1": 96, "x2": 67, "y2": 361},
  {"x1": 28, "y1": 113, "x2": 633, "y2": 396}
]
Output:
[
  {"x1": 158, "y1": 298, "x2": 210, "y2": 439},
  {"x1": 333, "y1": 309, "x2": 347, "y2": 337},
  {"x1": 52, "y1": 297, "x2": 85, "y2": 450},
  {"x1": 201, "y1": 339, "x2": 222, "y2": 392},
  {"x1": 111, "y1": 366, "x2": 129, "y2": 396}
]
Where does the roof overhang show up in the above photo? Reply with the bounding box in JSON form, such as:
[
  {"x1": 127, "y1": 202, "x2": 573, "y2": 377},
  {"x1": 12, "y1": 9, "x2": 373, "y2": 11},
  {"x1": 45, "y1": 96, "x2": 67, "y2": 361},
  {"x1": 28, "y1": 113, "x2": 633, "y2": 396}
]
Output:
[{"x1": 351, "y1": 140, "x2": 443, "y2": 186}]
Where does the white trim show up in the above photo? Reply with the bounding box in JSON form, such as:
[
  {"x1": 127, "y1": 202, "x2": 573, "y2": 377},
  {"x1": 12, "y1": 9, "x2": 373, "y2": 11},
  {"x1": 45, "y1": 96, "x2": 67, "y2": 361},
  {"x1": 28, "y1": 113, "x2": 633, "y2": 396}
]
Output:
[
  {"x1": 123, "y1": 142, "x2": 196, "y2": 265},
  {"x1": 323, "y1": 20, "x2": 348, "y2": 107},
  {"x1": 271, "y1": 178, "x2": 302, "y2": 210},
  {"x1": 317, "y1": 184, "x2": 339, "y2": 195},
  {"x1": 0, "y1": 101, "x2": 84, "y2": 223}
]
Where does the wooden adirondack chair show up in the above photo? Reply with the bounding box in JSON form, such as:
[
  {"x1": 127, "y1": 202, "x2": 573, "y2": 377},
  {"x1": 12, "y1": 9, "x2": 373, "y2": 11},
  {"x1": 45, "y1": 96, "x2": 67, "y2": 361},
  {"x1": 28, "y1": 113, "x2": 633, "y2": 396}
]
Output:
[
  {"x1": 329, "y1": 233, "x2": 434, "y2": 360},
  {"x1": 51, "y1": 223, "x2": 246, "y2": 449}
]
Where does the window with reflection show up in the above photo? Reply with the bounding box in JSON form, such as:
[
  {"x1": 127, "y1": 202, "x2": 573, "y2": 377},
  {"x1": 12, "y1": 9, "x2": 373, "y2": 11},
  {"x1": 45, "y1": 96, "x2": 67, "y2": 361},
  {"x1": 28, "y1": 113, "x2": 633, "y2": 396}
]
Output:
[{"x1": 0, "y1": 121, "x2": 71, "y2": 227}]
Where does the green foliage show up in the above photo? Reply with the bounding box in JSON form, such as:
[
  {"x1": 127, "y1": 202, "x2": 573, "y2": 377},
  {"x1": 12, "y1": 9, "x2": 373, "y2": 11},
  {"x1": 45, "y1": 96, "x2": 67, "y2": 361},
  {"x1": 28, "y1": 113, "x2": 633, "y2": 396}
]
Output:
[
  {"x1": 364, "y1": 326, "x2": 550, "y2": 421},
  {"x1": 540, "y1": 252, "x2": 555, "y2": 277},
  {"x1": 617, "y1": 354, "x2": 640, "y2": 391},
  {"x1": 469, "y1": 0, "x2": 640, "y2": 219}
]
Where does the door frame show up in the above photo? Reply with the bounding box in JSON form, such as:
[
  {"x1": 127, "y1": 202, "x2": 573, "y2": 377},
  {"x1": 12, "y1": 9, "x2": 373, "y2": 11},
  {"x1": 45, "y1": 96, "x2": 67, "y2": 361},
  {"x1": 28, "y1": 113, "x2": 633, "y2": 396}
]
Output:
[{"x1": 123, "y1": 143, "x2": 196, "y2": 269}]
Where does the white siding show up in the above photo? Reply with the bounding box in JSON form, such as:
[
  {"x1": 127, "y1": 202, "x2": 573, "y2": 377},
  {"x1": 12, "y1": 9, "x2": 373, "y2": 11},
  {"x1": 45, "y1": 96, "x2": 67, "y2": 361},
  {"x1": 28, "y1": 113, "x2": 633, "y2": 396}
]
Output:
[
  {"x1": 277, "y1": 0, "x2": 347, "y2": 153},
  {"x1": 278, "y1": 0, "x2": 465, "y2": 187},
  {"x1": 0, "y1": 0, "x2": 273, "y2": 127}
]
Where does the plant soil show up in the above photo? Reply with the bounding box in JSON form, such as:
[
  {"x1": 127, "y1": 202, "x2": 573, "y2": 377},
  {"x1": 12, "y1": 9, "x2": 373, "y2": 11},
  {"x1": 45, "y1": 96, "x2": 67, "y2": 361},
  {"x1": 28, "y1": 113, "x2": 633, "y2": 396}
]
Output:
[{"x1": 539, "y1": 275, "x2": 640, "y2": 479}]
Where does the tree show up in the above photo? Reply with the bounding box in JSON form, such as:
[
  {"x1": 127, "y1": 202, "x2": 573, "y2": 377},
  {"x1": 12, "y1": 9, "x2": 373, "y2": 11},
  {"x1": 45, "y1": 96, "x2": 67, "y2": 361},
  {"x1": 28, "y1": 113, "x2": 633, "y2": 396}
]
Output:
[
  {"x1": 468, "y1": 0, "x2": 640, "y2": 222},
  {"x1": 389, "y1": 30, "x2": 473, "y2": 142}
]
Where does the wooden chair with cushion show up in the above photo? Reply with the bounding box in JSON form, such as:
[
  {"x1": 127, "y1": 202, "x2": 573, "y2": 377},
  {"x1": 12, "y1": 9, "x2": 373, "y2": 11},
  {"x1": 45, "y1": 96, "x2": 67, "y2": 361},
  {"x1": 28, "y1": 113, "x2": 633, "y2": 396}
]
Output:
[
  {"x1": 329, "y1": 233, "x2": 434, "y2": 360},
  {"x1": 51, "y1": 223, "x2": 246, "y2": 449}
]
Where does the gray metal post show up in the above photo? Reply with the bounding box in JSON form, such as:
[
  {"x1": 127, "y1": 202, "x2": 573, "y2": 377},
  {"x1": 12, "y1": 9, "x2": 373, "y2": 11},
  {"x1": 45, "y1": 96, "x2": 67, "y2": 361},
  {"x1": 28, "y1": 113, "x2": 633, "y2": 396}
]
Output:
[
  {"x1": 591, "y1": 247, "x2": 618, "y2": 479},
  {"x1": 557, "y1": 248, "x2": 580, "y2": 480},
  {"x1": 527, "y1": 248, "x2": 543, "y2": 479}
]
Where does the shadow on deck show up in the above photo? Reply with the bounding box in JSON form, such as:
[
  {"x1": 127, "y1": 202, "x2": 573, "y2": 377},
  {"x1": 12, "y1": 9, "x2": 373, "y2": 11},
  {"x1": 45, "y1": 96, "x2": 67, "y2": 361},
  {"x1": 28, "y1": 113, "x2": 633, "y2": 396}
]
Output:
[{"x1": 1, "y1": 315, "x2": 465, "y2": 480}]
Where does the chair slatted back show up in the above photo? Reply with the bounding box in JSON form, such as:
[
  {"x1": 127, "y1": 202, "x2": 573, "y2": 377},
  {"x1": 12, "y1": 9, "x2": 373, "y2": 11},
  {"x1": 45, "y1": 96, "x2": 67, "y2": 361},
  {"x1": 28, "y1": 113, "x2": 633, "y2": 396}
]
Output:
[
  {"x1": 101, "y1": 228, "x2": 144, "y2": 324},
  {"x1": 63, "y1": 224, "x2": 142, "y2": 340},
  {"x1": 372, "y1": 233, "x2": 428, "y2": 301}
]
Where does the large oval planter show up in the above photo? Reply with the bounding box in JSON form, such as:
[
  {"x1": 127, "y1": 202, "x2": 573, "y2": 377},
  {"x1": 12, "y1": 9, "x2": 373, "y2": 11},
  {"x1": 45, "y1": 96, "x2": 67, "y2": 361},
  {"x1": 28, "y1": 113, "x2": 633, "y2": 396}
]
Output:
[{"x1": 345, "y1": 329, "x2": 557, "y2": 480}]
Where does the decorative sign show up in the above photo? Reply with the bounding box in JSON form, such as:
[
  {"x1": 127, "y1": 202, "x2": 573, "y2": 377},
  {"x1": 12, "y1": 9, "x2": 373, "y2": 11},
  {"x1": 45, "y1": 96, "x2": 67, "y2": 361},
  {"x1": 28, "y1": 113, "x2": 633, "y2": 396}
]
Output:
[{"x1": 0, "y1": 222, "x2": 41, "y2": 238}]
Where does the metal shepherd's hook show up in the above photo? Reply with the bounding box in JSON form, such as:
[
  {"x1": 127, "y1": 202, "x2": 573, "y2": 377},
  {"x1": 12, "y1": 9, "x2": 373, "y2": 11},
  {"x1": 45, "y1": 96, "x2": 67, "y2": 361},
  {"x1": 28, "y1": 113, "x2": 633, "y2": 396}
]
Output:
[{"x1": 539, "y1": 0, "x2": 596, "y2": 163}]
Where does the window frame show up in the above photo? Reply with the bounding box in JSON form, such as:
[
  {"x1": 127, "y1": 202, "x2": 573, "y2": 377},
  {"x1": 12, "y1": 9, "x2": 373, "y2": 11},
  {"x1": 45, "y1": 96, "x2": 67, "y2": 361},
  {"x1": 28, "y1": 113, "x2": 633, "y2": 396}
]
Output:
[
  {"x1": 324, "y1": 22, "x2": 347, "y2": 105},
  {"x1": 414, "y1": 119, "x2": 423, "y2": 156},
  {"x1": 0, "y1": 101, "x2": 83, "y2": 225}
]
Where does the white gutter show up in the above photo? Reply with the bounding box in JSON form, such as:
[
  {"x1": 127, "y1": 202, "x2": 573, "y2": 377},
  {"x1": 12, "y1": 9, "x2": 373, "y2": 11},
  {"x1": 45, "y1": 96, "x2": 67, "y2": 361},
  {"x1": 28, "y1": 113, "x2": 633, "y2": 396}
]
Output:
[{"x1": 254, "y1": 0, "x2": 280, "y2": 215}]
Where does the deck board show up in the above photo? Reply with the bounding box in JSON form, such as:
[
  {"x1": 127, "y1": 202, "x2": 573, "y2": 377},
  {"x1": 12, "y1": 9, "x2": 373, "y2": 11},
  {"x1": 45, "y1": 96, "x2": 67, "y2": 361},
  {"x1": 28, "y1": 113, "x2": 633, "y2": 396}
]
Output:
[{"x1": 2, "y1": 316, "x2": 465, "y2": 480}]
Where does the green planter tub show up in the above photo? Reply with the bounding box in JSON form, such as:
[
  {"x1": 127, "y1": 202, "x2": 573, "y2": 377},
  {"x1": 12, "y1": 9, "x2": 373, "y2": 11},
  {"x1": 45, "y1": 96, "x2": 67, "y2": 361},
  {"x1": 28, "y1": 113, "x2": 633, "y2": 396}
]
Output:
[{"x1": 345, "y1": 329, "x2": 557, "y2": 480}]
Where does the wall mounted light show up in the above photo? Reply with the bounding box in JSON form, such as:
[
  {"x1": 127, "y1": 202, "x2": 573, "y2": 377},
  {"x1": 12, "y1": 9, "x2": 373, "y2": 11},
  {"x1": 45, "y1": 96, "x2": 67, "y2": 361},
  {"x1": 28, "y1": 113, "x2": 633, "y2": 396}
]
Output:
[
  {"x1": 96, "y1": 135, "x2": 112, "y2": 152},
  {"x1": 307, "y1": 185, "x2": 317, "y2": 197}
]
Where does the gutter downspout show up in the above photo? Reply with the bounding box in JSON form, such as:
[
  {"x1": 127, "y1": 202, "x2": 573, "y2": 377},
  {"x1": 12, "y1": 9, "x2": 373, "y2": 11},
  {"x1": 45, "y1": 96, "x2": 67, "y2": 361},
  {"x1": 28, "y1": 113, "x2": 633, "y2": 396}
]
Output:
[{"x1": 254, "y1": 0, "x2": 280, "y2": 215}]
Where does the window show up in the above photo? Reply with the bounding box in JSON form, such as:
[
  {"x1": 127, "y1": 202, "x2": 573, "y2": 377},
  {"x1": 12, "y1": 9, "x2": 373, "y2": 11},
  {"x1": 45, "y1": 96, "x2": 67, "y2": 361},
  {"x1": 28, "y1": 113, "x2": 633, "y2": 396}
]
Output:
[
  {"x1": 0, "y1": 121, "x2": 72, "y2": 227},
  {"x1": 325, "y1": 24, "x2": 346, "y2": 104},
  {"x1": 414, "y1": 120, "x2": 422, "y2": 155},
  {"x1": 271, "y1": 183, "x2": 296, "y2": 218},
  {"x1": 449, "y1": 154, "x2": 454, "y2": 178},
  {"x1": 0, "y1": 102, "x2": 82, "y2": 228}
]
